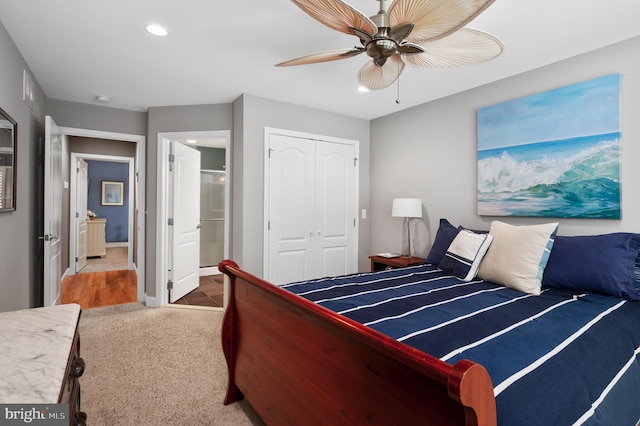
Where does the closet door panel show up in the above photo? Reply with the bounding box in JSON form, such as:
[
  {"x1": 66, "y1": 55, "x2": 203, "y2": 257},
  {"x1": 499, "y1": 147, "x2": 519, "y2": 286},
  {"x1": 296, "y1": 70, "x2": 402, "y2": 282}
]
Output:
[
  {"x1": 268, "y1": 134, "x2": 315, "y2": 285},
  {"x1": 315, "y1": 141, "x2": 357, "y2": 278}
]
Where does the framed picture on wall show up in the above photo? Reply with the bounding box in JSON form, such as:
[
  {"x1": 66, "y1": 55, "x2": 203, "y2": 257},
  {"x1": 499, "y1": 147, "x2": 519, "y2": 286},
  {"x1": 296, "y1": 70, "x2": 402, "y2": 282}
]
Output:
[
  {"x1": 0, "y1": 107, "x2": 17, "y2": 212},
  {"x1": 101, "y1": 180, "x2": 124, "y2": 206},
  {"x1": 477, "y1": 73, "x2": 621, "y2": 218}
]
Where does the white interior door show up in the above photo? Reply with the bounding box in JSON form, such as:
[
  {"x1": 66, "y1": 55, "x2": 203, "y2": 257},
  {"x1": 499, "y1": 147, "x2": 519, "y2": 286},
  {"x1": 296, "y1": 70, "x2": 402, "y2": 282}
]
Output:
[
  {"x1": 43, "y1": 116, "x2": 63, "y2": 306},
  {"x1": 267, "y1": 134, "x2": 315, "y2": 285},
  {"x1": 266, "y1": 131, "x2": 358, "y2": 285},
  {"x1": 75, "y1": 159, "x2": 88, "y2": 272},
  {"x1": 170, "y1": 142, "x2": 201, "y2": 301}
]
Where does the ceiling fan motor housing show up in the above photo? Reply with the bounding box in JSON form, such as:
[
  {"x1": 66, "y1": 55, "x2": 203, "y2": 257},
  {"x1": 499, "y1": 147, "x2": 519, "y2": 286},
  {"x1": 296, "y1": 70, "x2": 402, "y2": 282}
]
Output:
[{"x1": 366, "y1": 38, "x2": 397, "y2": 66}]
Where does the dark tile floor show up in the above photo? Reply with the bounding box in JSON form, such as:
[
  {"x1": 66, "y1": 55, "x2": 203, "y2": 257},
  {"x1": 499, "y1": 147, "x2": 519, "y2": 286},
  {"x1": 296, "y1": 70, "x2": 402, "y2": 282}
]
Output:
[{"x1": 173, "y1": 274, "x2": 224, "y2": 307}]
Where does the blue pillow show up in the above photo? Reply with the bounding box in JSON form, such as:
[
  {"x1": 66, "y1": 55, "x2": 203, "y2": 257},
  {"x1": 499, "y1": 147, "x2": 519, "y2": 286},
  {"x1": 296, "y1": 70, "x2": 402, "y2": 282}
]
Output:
[
  {"x1": 426, "y1": 219, "x2": 460, "y2": 265},
  {"x1": 542, "y1": 233, "x2": 640, "y2": 300}
]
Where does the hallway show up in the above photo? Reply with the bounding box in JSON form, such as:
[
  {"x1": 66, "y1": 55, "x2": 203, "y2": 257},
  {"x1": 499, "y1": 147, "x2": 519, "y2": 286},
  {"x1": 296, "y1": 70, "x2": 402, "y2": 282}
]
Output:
[{"x1": 61, "y1": 269, "x2": 137, "y2": 309}]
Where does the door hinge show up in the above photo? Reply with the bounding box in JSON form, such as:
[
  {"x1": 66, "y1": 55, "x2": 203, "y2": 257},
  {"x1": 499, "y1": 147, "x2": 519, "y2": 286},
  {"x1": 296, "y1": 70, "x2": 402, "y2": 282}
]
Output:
[
  {"x1": 75, "y1": 257, "x2": 78, "y2": 262},
  {"x1": 354, "y1": 157, "x2": 358, "y2": 167},
  {"x1": 354, "y1": 218, "x2": 356, "y2": 227},
  {"x1": 167, "y1": 280, "x2": 173, "y2": 290},
  {"x1": 76, "y1": 212, "x2": 79, "y2": 218},
  {"x1": 168, "y1": 218, "x2": 174, "y2": 226},
  {"x1": 169, "y1": 153, "x2": 175, "y2": 171},
  {"x1": 268, "y1": 148, "x2": 274, "y2": 158}
]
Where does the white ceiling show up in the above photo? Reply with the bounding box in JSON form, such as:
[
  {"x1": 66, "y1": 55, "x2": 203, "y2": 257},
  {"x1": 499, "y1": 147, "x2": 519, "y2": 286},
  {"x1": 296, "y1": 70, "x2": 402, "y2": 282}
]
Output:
[{"x1": 1, "y1": 0, "x2": 639, "y2": 120}]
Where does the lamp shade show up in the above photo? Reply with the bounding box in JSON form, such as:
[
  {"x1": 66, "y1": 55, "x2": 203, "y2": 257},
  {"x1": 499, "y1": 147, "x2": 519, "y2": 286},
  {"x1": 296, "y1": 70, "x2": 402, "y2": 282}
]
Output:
[{"x1": 392, "y1": 198, "x2": 422, "y2": 218}]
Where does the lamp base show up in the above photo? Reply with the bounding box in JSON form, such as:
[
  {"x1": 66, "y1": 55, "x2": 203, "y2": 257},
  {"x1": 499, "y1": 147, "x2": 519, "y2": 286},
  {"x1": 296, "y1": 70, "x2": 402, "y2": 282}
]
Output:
[{"x1": 402, "y1": 217, "x2": 412, "y2": 258}]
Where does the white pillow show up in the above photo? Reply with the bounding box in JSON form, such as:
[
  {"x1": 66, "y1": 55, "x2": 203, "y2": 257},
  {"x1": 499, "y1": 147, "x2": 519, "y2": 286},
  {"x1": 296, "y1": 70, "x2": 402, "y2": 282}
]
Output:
[
  {"x1": 477, "y1": 221, "x2": 559, "y2": 295},
  {"x1": 439, "y1": 230, "x2": 493, "y2": 281}
]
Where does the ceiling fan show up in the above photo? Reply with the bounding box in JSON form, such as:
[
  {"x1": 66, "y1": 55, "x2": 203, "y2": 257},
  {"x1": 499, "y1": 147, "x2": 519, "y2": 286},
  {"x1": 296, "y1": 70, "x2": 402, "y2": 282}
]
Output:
[{"x1": 276, "y1": 0, "x2": 504, "y2": 91}]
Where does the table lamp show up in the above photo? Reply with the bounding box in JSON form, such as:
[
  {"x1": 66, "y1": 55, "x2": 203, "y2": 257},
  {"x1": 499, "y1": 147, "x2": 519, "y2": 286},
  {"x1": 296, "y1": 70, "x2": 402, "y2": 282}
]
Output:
[{"x1": 392, "y1": 198, "x2": 422, "y2": 258}]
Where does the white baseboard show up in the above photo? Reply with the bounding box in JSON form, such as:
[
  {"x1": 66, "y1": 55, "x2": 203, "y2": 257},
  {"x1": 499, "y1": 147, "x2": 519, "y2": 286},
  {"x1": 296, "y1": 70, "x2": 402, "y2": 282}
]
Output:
[
  {"x1": 199, "y1": 266, "x2": 220, "y2": 276},
  {"x1": 145, "y1": 296, "x2": 159, "y2": 308},
  {"x1": 106, "y1": 242, "x2": 128, "y2": 248}
]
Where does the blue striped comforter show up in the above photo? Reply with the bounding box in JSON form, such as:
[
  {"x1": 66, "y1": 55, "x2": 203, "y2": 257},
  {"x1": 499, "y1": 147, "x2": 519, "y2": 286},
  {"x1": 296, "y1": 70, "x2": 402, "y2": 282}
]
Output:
[{"x1": 283, "y1": 263, "x2": 640, "y2": 425}]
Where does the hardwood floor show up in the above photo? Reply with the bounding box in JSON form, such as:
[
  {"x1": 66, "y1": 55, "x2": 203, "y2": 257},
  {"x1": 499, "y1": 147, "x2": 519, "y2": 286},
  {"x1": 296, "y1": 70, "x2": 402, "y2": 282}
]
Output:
[
  {"x1": 62, "y1": 270, "x2": 224, "y2": 310},
  {"x1": 61, "y1": 270, "x2": 137, "y2": 309}
]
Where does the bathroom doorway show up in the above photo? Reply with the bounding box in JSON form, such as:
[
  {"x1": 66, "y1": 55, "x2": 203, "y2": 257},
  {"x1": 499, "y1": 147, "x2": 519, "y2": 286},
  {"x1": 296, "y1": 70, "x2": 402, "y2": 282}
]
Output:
[{"x1": 156, "y1": 130, "x2": 230, "y2": 308}]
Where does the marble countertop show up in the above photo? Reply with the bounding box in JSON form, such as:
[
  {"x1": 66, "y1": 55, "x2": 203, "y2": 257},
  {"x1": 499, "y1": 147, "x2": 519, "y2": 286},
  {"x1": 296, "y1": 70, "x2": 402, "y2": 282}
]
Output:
[{"x1": 0, "y1": 303, "x2": 81, "y2": 403}]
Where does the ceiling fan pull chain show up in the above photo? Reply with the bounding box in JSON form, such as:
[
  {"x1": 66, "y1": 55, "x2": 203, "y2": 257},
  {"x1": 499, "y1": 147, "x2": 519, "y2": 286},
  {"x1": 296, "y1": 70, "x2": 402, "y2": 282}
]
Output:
[{"x1": 396, "y1": 59, "x2": 401, "y2": 104}]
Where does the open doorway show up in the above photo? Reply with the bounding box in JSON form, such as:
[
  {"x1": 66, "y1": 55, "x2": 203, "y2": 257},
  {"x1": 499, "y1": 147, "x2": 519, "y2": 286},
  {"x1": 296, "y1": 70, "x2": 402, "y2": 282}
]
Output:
[
  {"x1": 61, "y1": 128, "x2": 146, "y2": 308},
  {"x1": 156, "y1": 130, "x2": 231, "y2": 308},
  {"x1": 69, "y1": 153, "x2": 135, "y2": 274}
]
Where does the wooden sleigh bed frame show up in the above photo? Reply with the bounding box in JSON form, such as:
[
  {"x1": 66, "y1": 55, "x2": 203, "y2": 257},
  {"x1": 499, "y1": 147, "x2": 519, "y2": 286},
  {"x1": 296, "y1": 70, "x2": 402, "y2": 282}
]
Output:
[{"x1": 220, "y1": 260, "x2": 497, "y2": 425}]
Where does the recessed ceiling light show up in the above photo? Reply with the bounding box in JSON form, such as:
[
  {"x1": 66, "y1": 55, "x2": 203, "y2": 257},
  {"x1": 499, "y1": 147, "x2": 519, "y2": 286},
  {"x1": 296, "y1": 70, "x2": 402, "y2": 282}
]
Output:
[
  {"x1": 96, "y1": 95, "x2": 111, "y2": 103},
  {"x1": 186, "y1": 139, "x2": 197, "y2": 144},
  {"x1": 146, "y1": 24, "x2": 168, "y2": 37},
  {"x1": 357, "y1": 86, "x2": 369, "y2": 93}
]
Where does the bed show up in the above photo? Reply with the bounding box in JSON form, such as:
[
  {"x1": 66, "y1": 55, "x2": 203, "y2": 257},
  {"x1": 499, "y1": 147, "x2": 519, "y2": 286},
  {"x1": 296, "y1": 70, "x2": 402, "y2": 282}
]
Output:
[{"x1": 220, "y1": 220, "x2": 640, "y2": 425}]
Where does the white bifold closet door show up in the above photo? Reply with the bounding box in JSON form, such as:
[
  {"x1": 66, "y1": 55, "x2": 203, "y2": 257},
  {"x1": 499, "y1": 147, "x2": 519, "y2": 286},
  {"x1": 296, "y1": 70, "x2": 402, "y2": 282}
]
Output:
[{"x1": 267, "y1": 132, "x2": 357, "y2": 285}]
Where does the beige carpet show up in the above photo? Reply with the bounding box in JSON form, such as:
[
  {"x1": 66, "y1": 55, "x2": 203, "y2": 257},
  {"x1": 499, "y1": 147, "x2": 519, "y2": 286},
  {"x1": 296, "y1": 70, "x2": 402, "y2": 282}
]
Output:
[
  {"x1": 81, "y1": 247, "x2": 128, "y2": 273},
  {"x1": 79, "y1": 303, "x2": 264, "y2": 425}
]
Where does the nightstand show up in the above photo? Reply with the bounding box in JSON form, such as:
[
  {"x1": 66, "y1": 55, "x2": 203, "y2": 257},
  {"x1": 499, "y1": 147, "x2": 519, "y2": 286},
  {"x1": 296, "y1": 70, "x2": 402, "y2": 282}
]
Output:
[{"x1": 369, "y1": 255, "x2": 426, "y2": 272}]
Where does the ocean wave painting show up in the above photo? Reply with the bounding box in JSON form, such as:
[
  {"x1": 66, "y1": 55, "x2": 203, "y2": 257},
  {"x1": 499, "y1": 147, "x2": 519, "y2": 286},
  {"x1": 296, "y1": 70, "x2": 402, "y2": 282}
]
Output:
[{"x1": 477, "y1": 74, "x2": 621, "y2": 218}]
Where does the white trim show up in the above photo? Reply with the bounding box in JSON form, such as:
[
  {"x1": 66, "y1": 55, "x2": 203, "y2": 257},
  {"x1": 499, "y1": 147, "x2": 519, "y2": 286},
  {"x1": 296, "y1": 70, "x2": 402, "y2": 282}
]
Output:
[
  {"x1": 263, "y1": 127, "x2": 360, "y2": 280},
  {"x1": 106, "y1": 242, "x2": 129, "y2": 248},
  {"x1": 200, "y1": 266, "x2": 220, "y2": 276},
  {"x1": 60, "y1": 126, "x2": 146, "y2": 305},
  {"x1": 156, "y1": 130, "x2": 231, "y2": 307}
]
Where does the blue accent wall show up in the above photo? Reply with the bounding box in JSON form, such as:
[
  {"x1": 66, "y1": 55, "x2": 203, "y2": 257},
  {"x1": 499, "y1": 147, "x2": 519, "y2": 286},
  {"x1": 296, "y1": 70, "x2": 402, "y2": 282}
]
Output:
[{"x1": 86, "y1": 160, "x2": 129, "y2": 243}]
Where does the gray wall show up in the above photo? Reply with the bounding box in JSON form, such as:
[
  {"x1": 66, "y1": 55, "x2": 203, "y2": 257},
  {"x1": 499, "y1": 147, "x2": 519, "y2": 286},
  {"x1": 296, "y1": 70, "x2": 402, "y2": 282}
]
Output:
[
  {"x1": 232, "y1": 94, "x2": 371, "y2": 276},
  {"x1": 146, "y1": 104, "x2": 233, "y2": 297},
  {"x1": 46, "y1": 99, "x2": 147, "y2": 136},
  {"x1": 0, "y1": 21, "x2": 47, "y2": 311},
  {"x1": 370, "y1": 36, "x2": 640, "y2": 257}
]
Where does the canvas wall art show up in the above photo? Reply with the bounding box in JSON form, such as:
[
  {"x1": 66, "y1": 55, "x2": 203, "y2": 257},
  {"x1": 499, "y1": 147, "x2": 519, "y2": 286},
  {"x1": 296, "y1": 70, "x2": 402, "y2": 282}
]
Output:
[{"x1": 477, "y1": 73, "x2": 622, "y2": 218}]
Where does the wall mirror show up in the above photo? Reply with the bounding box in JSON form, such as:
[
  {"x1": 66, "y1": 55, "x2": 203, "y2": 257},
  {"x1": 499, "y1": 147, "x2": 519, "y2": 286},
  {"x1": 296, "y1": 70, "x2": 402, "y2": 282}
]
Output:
[{"x1": 0, "y1": 107, "x2": 17, "y2": 212}]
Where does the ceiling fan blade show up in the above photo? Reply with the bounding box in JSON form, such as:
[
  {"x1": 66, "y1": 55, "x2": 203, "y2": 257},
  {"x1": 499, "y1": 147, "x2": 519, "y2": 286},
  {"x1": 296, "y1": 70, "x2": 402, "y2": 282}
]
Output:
[
  {"x1": 357, "y1": 55, "x2": 405, "y2": 90},
  {"x1": 388, "y1": 0, "x2": 496, "y2": 42},
  {"x1": 398, "y1": 42, "x2": 424, "y2": 54},
  {"x1": 389, "y1": 23, "x2": 414, "y2": 42},
  {"x1": 401, "y1": 28, "x2": 504, "y2": 69},
  {"x1": 290, "y1": 0, "x2": 377, "y2": 36},
  {"x1": 276, "y1": 48, "x2": 364, "y2": 67},
  {"x1": 351, "y1": 27, "x2": 373, "y2": 45}
]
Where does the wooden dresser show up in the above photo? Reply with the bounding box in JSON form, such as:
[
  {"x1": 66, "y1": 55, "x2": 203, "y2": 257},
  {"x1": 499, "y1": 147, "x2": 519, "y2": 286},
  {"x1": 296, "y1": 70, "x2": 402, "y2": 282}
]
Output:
[
  {"x1": 87, "y1": 218, "x2": 106, "y2": 257},
  {"x1": 0, "y1": 303, "x2": 87, "y2": 425}
]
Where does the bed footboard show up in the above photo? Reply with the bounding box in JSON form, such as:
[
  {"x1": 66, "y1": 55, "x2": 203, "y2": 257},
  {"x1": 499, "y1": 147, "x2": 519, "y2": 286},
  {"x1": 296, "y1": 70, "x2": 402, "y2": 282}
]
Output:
[{"x1": 220, "y1": 260, "x2": 496, "y2": 426}]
